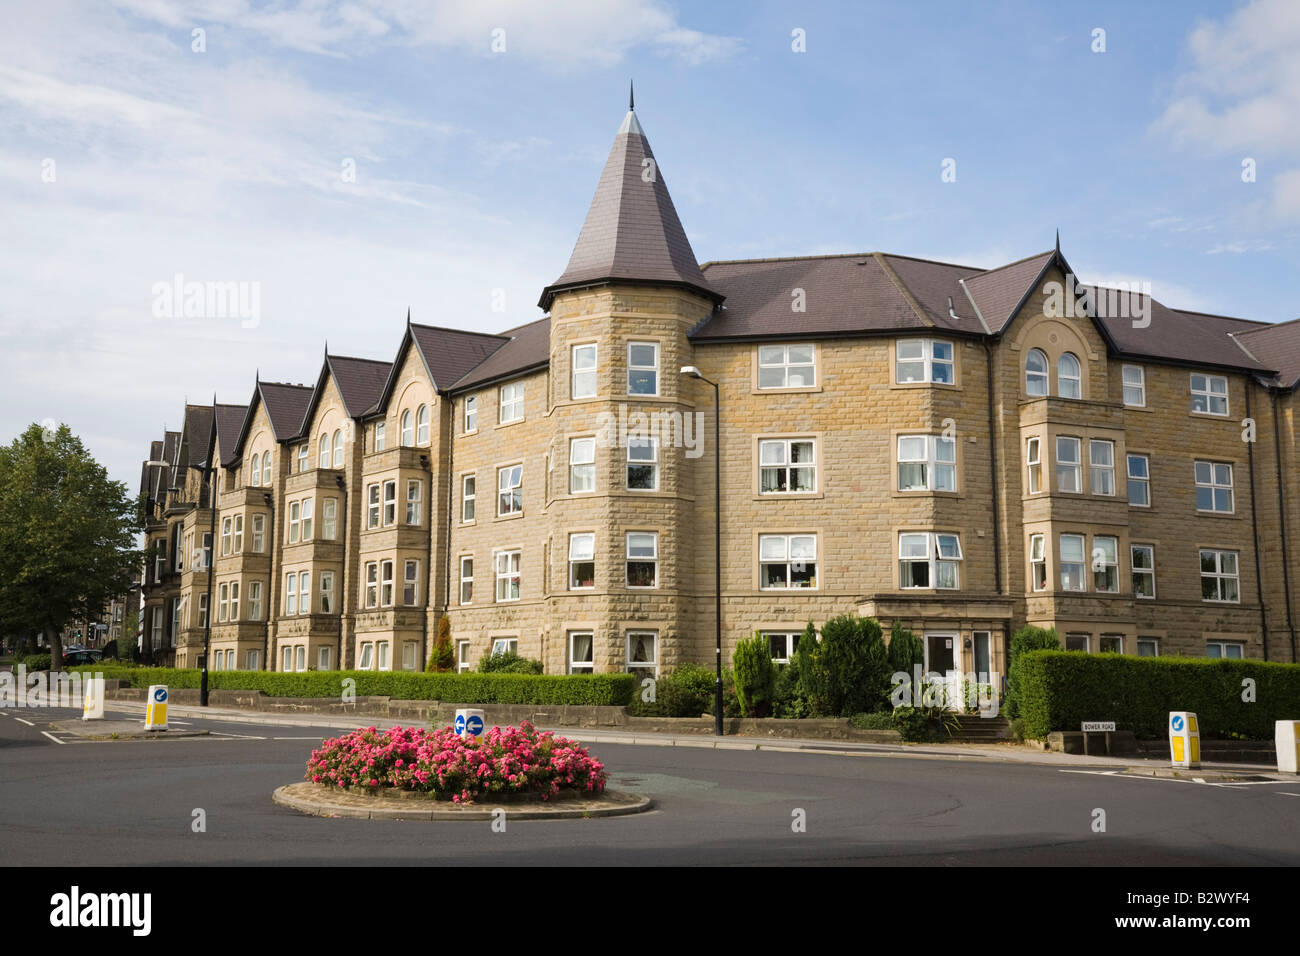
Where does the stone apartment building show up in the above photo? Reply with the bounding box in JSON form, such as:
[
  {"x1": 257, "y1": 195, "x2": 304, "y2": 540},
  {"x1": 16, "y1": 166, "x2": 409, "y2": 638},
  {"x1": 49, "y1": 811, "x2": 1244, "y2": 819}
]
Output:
[{"x1": 135, "y1": 102, "x2": 1300, "y2": 680}]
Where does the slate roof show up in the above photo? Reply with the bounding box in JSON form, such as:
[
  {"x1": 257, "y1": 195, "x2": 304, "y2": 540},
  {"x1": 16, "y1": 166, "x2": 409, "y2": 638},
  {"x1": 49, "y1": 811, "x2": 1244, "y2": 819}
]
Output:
[
  {"x1": 450, "y1": 318, "x2": 551, "y2": 391},
  {"x1": 411, "y1": 323, "x2": 510, "y2": 389},
  {"x1": 214, "y1": 403, "x2": 249, "y2": 468},
  {"x1": 1236, "y1": 318, "x2": 1300, "y2": 388},
  {"x1": 259, "y1": 382, "x2": 314, "y2": 441},
  {"x1": 326, "y1": 355, "x2": 392, "y2": 418},
  {"x1": 538, "y1": 108, "x2": 718, "y2": 311},
  {"x1": 182, "y1": 404, "x2": 214, "y2": 467}
]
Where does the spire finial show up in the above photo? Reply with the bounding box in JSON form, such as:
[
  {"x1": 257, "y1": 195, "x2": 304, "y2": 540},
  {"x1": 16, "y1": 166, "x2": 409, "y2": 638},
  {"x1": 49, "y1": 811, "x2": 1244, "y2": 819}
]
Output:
[
  {"x1": 1055, "y1": 228, "x2": 1060, "y2": 254},
  {"x1": 406, "y1": 307, "x2": 411, "y2": 326},
  {"x1": 629, "y1": 79, "x2": 634, "y2": 111}
]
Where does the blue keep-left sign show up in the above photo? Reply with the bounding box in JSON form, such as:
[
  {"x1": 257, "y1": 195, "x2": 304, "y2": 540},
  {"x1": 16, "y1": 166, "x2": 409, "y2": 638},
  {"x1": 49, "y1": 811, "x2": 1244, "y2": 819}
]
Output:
[
  {"x1": 153, "y1": 688, "x2": 167, "y2": 703},
  {"x1": 454, "y1": 714, "x2": 466, "y2": 734},
  {"x1": 1171, "y1": 715, "x2": 1184, "y2": 732},
  {"x1": 466, "y1": 715, "x2": 484, "y2": 736}
]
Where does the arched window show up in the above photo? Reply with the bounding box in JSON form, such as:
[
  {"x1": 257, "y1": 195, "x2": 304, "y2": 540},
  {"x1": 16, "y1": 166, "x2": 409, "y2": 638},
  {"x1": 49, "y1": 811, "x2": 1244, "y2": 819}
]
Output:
[
  {"x1": 261, "y1": 451, "x2": 271, "y2": 487},
  {"x1": 1025, "y1": 349, "x2": 1049, "y2": 397},
  {"x1": 1057, "y1": 353, "x2": 1081, "y2": 399},
  {"x1": 250, "y1": 455, "x2": 261, "y2": 487},
  {"x1": 416, "y1": 405, "x2": 430, "y2": 445},
  {"x1": 332, "y1": 429, "x2": 343, "y2": 468},
  {"x1": 319, "y1": 433, "x2": 330, "y2": 469},
  {"x1": 400, "y1": 410, "x2": 413, "y2": 447}
]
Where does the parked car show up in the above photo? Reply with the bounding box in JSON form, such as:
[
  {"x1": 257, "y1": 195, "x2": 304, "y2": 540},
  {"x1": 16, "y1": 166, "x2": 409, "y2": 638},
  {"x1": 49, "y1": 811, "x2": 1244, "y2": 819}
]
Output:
[{"x1": 63, "y1": 649, "x2": 102, "y2": 666}]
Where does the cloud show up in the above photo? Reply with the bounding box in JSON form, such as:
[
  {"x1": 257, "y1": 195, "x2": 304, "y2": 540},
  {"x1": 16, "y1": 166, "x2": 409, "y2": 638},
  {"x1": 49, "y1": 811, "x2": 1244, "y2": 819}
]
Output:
[{"x1": 1205, "y1": 240, "x2": 1273, "y2": 255}]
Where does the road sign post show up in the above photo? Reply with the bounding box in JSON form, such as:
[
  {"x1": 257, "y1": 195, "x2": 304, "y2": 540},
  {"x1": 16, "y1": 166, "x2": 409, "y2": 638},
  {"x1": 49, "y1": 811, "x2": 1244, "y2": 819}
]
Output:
[
  {"x1": 1276, "y1": 720, "x2": 1300, "y2": 774},
  {"x1": 1169, "y1": 711, "x2": 1199, "y2": 769},
  {"x1": 144, "y1": 685, "x2": 169, "y2": 731},
  {"x1": 82, "y1": 677, "x2": 104, "y2": 721},
  {"x1": 454, "y1": 708, "x2": 485, "y2": 744}
]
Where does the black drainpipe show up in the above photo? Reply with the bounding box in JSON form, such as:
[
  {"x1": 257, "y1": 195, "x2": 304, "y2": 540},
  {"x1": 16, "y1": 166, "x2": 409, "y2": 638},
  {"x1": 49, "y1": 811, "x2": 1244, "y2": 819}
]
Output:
[
  {"x1": 335, "y1": 474, "x2": 348, "y2": 670},
  {"x1": 262, "y1": 491, "x2": 275, "y2": 670},
  {"x1": 983, "y1": 340, "x2": 1003, "y2": 595},
  {"x1": 1246, "y1": 384, "x2": 1268, "y2": 659},
  {"x1": 1272, "y1": 390, "x2": 1298, "y2": 662},
  {"x1": 443, "y1": 395, "x2": 456, "y2": 616}
]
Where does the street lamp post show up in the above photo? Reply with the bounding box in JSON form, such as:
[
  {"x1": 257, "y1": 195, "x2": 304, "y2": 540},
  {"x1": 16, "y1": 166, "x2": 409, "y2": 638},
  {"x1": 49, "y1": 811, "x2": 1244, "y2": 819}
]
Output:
[
  {"x1": 199, "y1": 455, "x2": 216, "y2": 706},
  {"x1": 681, "y1": 366, "x2": 724, "y2": 736}
]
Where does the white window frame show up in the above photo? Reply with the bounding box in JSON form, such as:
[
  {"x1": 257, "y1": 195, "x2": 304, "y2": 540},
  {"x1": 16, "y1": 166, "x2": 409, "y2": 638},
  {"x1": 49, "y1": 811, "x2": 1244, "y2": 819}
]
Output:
[
  {"x1": 628, "y1": 341, "x2": 659, "y2": 396},
  {"x1": 461, "y1": 474, "x2": 476, "y2": 521},
  {"x1": 380, "y1": 560, "x2": 394, "y2": 607},
  {"x1": 760, "y1": 438, "x2": 818, "y2": 494},
  {"x1": 322, "y1": 497, "x2": 337, "y2": 540},
  {"x1": 1137, "y1": 638, "x2": 1159, "y2": 658},
  {"x1": 1089, "y1": 439, "x2": 1115, "y2": 496},
  {"x1": 1026, "y1": 437, "x2": 1042, "y2": 494},
  {"x1": 626, "y1": 532, "x2": 658, "y2": 589},
  {"x1": 499, "y1": 382, "x2": 524, "y2": 424},
  {"x1": 406, "y1": 479, "x2": 422, "y2": 525},
  {"x1": 403, "y1": 559, "x2": 419, "y2": 606},
  {"x1": 459, "y1": 556, "x2": 473, "y2": 605},
  {"x1": 1029, "y1": 533, "x2": 1047, "y2": 592},
  {"x1": 248, "y1": 581, "x2": 263, "y2": 621},
  {"x1": 1092, "y1": 535, "x2": 1119, "y2": 593},
  {"x1": 757, "y1": 343, "x2": 816, "y2": 389},
  {"x1": 374, "y1": 421, "x2": 386, "y2": 451},
  {"x1": 568, "y1": 533, "x2": 595, "y2": 590},
  {"x1": 1122, "y1": 365, "x2": 1146, "y2": 407},
  {"x1": 319, "y1": 433, "x2": 330, "y2": 469},
  {"x1": 382, "y1": 480, "x2": 396, "y2": 526},
  {"x1": 377, "y1": 641, "x2": 390, "y2": 671},
  {"x1": 246, "y1": 649, "x2": 261, "y2": 670},
  {"x1": 895, "y1": 338, "x2": 954, "y2": 385},
  {"x1": 1200, "y1": 549, "x2": 1240, "y2": 604},
  {"x1": 400, "y1": 409, "x2": 413, "y2": 447},
  {"x1": 1127, "y1": 454, "x2": 1150, "y2": 507},
  {"x1": 1056, "y1": 436, "x2": 1082, "y2": 494},
  {"x1": 364, "y1": 562, "x2": 378, "y2": 609},
  {"x1": 464, "y1": 395, "x2": 478, "y2": 433},
  {"x1": 358, "y1": 642, "x2": 374, "y2": 670},
  {"x1": 572, "y1": 343, "x2": 597, "y2": 399},
  {"x1": 1131, "y1": 544, "x2": 1155, "y2": 599},
  {"x1": 321, "y1": 571, "x2": 335, "y2": 614},
  {"x1": 897, "y1": 532, "x2": 962, "y2": 590},
  {"x1": 298, "y1": 571, "x2": 310, "y2": 614},
  {"x1": 417, "y1": 404, "x2": 430, "y2": 445},
  {"x1": 765, "y1": 631, "x2": 802, "y2": 664},
  {"x1": 288, "y1": 500, "x2": 301, "y2": 544},
  {"x1": 491, "y1": 637, "x2": 518, "y2": 657},
  {"x1": 403, "y1": 640, "x2": 419, "y2": 671},
  {"x1": 233, "y1": 514, "x2": 243, "y2": 553},
  {"x1": 1025, "y1": 348, "x2": 1048, "y2": 397},
  {"x1": 300, "y1": 497, "x2": 313, "y2": 540},
  {"x1": 297, "y1": 444, "x2": 308, "y2": 473},
  {"x1": 627, "y1": 630, "x2": 658, "y2": 678},
  {"x1": 1194, "y1": 460, "x2": 1234, "y2": 514},
  {"x1": 456, "y1": 640, "x2": 471, "y2": 673},
  {"x1": 497, "y1": 464, "x2": 523, "y2": 516},
  {"x1": 332, "y1": 429, "x2": 343, "y2": 468},
  {"x1": 318, "y1": 646, "x2": 331, "y2": 670},
  {"x1": 1190, "y1": 373, "x2": 1229, "y2": 416},
  {"x1": 251, "y1": 514, "x2": 265, "y2": 553},
  {"x1": 1057, "y1": 352, "x2": 1082, "y2": 399},
  {"x1": 229, "y1": 581, "x2": 239, "y2": 621},
  {"x1": 221, "y1": 517, "x2": 232, "y2": 556},
  {"x1": 1206, "y1": 640, "x2": 1244, "y2": 659},
  {"x1": 568, "y1": 631, "x2": 594, "y2": 674},
  {"x1": 896, "y1": 435, "x2": 956, "y2": 492},
  {"x1": 285, "y1": 572, "x2": 297, "y2": 615},
  {"x1": 759, "y1": 534, "x2": 818, "y2": 590},
  {"x1": 282, "y1": 645, "x2": 293, "y2": 672},
  {"x1": 1060, "y1": 533, "x2": 1086, "y2": 592},
  {"x1": 261, "y1": 451, "x2": 271, "y2": 487},
  {"x1": 626, "y1": 436, "x2": 658, "y2": 491},
  {"x1": 218, "y1": 582, "x2": 229, "y2": 623},
  {"x1": 367, "y1": 483, "x2": 380, "y2": 528},
  {"x1": 295, "y1": 645, "x2": 306, "y2": 672},
  {"x1": 495, "y1": 550, "x2": 521, "y2": 602}
]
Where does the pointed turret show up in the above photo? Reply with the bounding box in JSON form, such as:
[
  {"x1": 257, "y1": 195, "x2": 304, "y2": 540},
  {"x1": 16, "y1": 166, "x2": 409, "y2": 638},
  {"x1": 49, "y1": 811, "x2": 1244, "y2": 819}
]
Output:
[{"x1": 538, "y1": 99, "x2": 720, "y2": 311}]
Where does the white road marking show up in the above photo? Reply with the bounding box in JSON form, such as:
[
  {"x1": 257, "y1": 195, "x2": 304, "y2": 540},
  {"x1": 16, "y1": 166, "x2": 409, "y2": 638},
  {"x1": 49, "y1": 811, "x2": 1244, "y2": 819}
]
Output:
[
  {"x1": 272, "y1": 736, "x2": 324, "y2": 740},
  {"x1": 40, "y1": 731, "x2": 66, "y2": 745},
  {"x1": 209, "y1": 732, "x2": 266, "y2": 740},
  {"x1": 14, "y1": 717, "x2": 34, "y2": 726},
  {"x1": 1279, "y1": 792, "x2": 1300, "y2": 798}
]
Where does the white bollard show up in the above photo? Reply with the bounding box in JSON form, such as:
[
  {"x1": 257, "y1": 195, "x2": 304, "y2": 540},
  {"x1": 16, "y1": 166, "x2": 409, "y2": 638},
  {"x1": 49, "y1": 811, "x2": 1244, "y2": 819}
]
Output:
[
  {"x1": 1169, "y1": 711, "x2": 1200, "y2": 769},
  {"x1": 454, "y1": 708, "x2": 485, "y2": 743},
  {"x1": 144, "y1": 685, "x2": 169, "y2": 731},
  {"x1": 82, "y1": 677, "x2": 104, "y2": 720},
  {"x1": 1276, "y1": 720, "x2": 1300, "y2": 775}
]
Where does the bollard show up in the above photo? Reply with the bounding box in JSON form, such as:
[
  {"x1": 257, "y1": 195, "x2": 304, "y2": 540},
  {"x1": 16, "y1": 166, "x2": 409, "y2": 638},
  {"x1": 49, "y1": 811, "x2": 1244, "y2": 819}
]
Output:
[
  {"x1": 1277, "y1": 720, "x2": 1300, "y2": 775},
  {"x1": 82, "y1": 677, "x2": 104, "y2": 721},
  {"x1": 144, "y1": 685, "x2": 169, "y2": 731},
  {"x1": 453, "y1": 708, "x2": 485, "y2": 744},
  {"x1": 1169, "y1": 711, "x2": 1200, "y2": 769}
]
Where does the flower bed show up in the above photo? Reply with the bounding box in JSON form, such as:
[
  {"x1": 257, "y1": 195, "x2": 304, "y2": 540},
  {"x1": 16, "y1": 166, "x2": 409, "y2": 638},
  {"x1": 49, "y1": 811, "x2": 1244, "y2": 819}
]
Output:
[{"x1": 305, "y1": 721, "x2": 607, "y2": 803}]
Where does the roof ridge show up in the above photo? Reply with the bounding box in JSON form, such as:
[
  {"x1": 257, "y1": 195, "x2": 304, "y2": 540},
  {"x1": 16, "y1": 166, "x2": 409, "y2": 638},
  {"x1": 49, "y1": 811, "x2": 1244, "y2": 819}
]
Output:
[
  {"x1": 1168, "y1": 306, "x2": 1269, "y2": 326},
  {"x1": 702, "y1": 250, "x2": 992, "y2": 271},
  {"x1": 409, "y1": 321, "x2": 511, "y2": 340},
  {"x1": 873, "y1": 252, "x2": 936, "y2": 328},
  {"x1": 1236, "y1": 315, "x2": 1300, "y2": 333},
  {"x1": 328, "y1": 354, "x2": 392, "y2": 366},
  {"x1": 964, "y1": 249, "x2": 1055, "y2": 281}
]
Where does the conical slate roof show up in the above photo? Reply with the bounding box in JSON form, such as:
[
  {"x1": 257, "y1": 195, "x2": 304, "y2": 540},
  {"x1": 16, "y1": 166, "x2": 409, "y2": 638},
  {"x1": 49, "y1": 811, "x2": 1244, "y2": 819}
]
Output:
[{"x1": 538, "y1": 107, "x2": 720, "y2": 311}]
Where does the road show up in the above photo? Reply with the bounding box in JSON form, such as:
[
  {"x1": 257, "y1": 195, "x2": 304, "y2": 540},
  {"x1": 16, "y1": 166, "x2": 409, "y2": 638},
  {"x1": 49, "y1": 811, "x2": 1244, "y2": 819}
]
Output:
[{"x1": 1, "y1": 705, "x2": 1297, "y2": 866}]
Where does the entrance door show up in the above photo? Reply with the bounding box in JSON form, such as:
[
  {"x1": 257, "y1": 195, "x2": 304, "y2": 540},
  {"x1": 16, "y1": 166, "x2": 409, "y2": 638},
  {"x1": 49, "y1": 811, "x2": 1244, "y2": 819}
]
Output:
[{"x1": 924, "y1": 632, "x2": 960, "y2": 711}]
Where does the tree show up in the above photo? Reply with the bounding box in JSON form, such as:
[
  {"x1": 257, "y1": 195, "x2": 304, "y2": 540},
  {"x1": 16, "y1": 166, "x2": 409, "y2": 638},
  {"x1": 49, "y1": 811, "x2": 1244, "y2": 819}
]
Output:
[
  {"x1": 1005, "y1": 626, "x2": 1061, "y2": 718},
  {"x1": 427, "y1": 615, "x2": 455, "y2": 672},
  {"x1": 0, "y1": 424, "x2": 143, "y2": 670},
  {"x1": 887, "y1": 620, "x2": 925, "y2": 676},
  {"x1": 732, "y1": 632, "x2": 775, "y2": 717}
]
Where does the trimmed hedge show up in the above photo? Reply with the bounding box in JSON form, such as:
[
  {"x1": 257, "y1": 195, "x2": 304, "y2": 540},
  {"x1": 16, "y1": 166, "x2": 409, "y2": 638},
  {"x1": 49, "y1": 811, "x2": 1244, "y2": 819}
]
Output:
[
  {"x1": 70, "y1": 665, "x2": 635, "y2": 707},
  {"x1": 1016, "y1": 651, "x2": 1300, "y2": 740}
]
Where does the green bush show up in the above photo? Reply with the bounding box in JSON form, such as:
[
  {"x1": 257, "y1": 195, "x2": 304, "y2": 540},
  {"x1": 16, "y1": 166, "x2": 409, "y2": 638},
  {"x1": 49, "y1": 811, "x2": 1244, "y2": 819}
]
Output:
[
  {"x1": 850, "y1": 711, "x2": 896, "y2": 730},
  {"x1": 478, "y1": 650, "x2": 543, "y2": 674},
  {"x1": 886, "y1": 621, "x2": 924, "y2": 676},
  {"x1": 664, "y1": 662, "x2": 719, "y2": 717},
  {"x1": 1004, "y1": 626, "x2": 1060, "y2": 718},
  {"x1": 733, "y1": 633, "x2": 775, "y2": 717},
  {"x1": 802, "y1": 615, "x2": 891, "y2": 717},
  {"x1": 1015, "y1": 651, "x2": 1300, "y2": 740},
  {"x1": 70, "y1": 664, "x2": 635, "y2": 706},
  {"x1": 772, "y1": 660, "x2": 811, "y2": 719},
  {"x1": 19, "y1": 653, "x2": 51, "y2": 671},
  {"x1": 427, "y1": 617, "x2": 455, "y2": 673},
  {"x1": 890, "y1": 706, "x2": 958, "y2": 742}
]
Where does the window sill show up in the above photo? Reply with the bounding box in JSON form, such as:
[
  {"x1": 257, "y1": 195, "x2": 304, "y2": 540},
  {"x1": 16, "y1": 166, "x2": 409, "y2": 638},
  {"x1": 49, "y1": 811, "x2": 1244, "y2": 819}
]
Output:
[
  {"x1": 495, "y1": 418, "x2": 526, "y2": 429},
  {"x1": 893, "y1": 490, "x2": 961, "y2": 499},
  {"x1": 751, "y1": 385, "x2": 823, "y2": 396},
  {"x1": 756, "y1": 492, "x2": 823, "y2": 501},
  {"x1": 890, "y1": 381, "x2": 961, "y2": 391},
  {"x1": 1189, "y1": 411, "x2": 1230, "y2": 420},
  {"x1": 494, "y1": 512, "x2": 524, "y2": 521},
  {"x1": 1194, "y1": 510, "x2": 1240, "y2": 519}
]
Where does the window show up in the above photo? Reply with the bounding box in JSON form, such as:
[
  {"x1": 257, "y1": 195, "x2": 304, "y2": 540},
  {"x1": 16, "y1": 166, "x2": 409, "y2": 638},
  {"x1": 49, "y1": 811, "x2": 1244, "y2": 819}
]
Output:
[
  {"x1": 377, "y1": 642, "x2": 390, "y2": 671},
  {"x1": 1065, "y1": 633, "x2": 1090, "y2": 652},
  {"x1": 568, "y1": 631, "x2": 594, "y2": 674},
  {"x1": 462, "y1": 474, "x2": 476, "y2": 521},
  {"x1": 1200, "y1": 550, "x2": 1240, "y2": 603},
  {"x1": 218, "y1": 582, "x2": 229, "y2": 622},
  {"x1": 374, "y1": 421, "x2": 386, "y2": 451},
  {"x1": 896, "y1": 435, "x2": 955, "y2": 492},
  {"x1": 1206, "y1": 640, "x2": 1244, "y2": 659},
  {"x1": 332, "y1": 429, "x2": 343, "y2": 468},
  {"x1": 497, "y1": 464, "x2": 523, "y2": 516},
  {"x1": 1057, "y1": 353, "x2": 1081, "y2": 399},
  {"x1": 251, "y1": 514, "x2": 265, "y2": 553},
  {"x1": 406, "y1": 479, "x2": 422, "y2": 525},
  {"x1": 383, "y1": 481, "x2": 396, "y2": 525},
  {"x1": 1092, "y1": 535, "x2": 1119, "y2": 593},
  {"x1": 321, "y1": 572, "x2": 335, "y2": 614},
  {"x1": 1122, "y1": 365, "x2": 1145, "y2": 407},
  {"x1": 1026, "y1": 437, "x2": 1042, "y2": 494},
  {"x1": 1089, "y1": 440, "x2": 1115, "y2": 496},
  {"x1": 364, "y1": 562, "x2": 377, "y2": 608},
  {"x1": 367, "y1": 484, "x2": 380, "y2": 527},
  {"x1": 359, "y1": 643, "x2": 373, "y2": 670},
  {"x1": 491, "y1": 637, "x2": 518, "y2": 657},
  {"x1": 233, "y1": 515, "x2": 243, "y2": 553},
  {"x1": 211, "y1": 649, "x2": 223, "y2": 671},
  {"x1": 569, "y1": 533, "x2": 595, "y2": 590},
  {"x1": 319, "y1": 433, "x2": 330, "y2": 469},
  {"x1": 246, "y1": 649, "x2": 261, "y2": 670},
  {"x1": 1060, "y1": 534, "x2": 1086, "y2": 591},
  {"x1": 898, "y1": 532, "x2": 962, "y2": 589},
  {"x1": 627, "y1": 631, "x2": 658, "y2": 678},
  {"x1": 1191, "y1": 373, "x2": 1228, "y2": 415},
  {"x1": 1025, "y1": 348, "x2": 1049, "y2": 396},
  {"x1": 403, "y1": 560, "x2": 419, "y2": 605},
  {"x1": 628, "y1": 342, "x2": 659, "y2": 395},
  {"x1": 1099, "y1": 635, "x2": 1123, "y2": 653},
  {"x1": 248, "y1": 581, "x2": 263, "y2": 621},
  {"x1": 895, "y1": 339, "x2": 953, "y2": 385},
  {"x1": 627, "y1": 437, "x2": 658, "y2": 490},
  {"x1": 300, "y1": 498, "x2": 313, "y2": 540},
  {"x1": 298, "y1": 571, "x2": 310, "y2": 614},
  {"x1": 297, "y1": 444, "x2": 308, "y2": 473},
  {"x1": 626, "y1": 532, "x2": 658, "y2": 588},
  {"x1": 318, "y1": 646, "x2": 331, "y2": 670},
  {"x1": 288, "y1": 501, "x2": 301, "y2": 543},
  {"x1": 197, "y1": 593, "x2": 208, "y2": 629},
  {"x1": 221, "y1": 517, "x2": 232, "y2": 556},
  {"x1": 495, "y1": 551, "x2": 521, "y2": 602},
  {"x1": 285, "y1": 572, "x2": 298, "y2": 615},
  {"x1": 400, "y1": 409, "x2": 413, "y2": 447},
  {"x1": 500, "y1": 382, "x2": 524, "y2": 423},
  {"x1": 464, "y1": 396, "x2": 478, "y2": 433},
  {"x1": 417, "y1": 405, "x2": 430, "y2": 445},
  {"x1": 760, "y1": 439, "x2": 817, "y2": 493},
  {"x1": 154, "y1": 540, "x2": 167, "y2": 581},
  {"x1": 322, "y1": 497, "x2": 337, "y2": 539},
  {"x1": 281, "y1": 645, "x2": 294, "y2": 672},
  {"x1": 457, "y1": 640, "x2": 470, "y2": 673},
  {"x1": 229, "y1": 581, "x2": 239, "y2": 621},
  {"x1": 1131, "y1": 545, "x2": 1155, "y2": 598},
  {"x1": 403, "y1": 641, "x2": 419, "y2": 671},
  {"x1": 570, "y1": 437, "x2": 596, "y2": 494},
  {"x1": 151, "y1": 607, "x2": 164, "y2": 647},
  {"x1": 1195, "y1": 461, "x2": 1234, "y2": 513},
  {"x1": 1137, "y1": 638, "x2": 1158, "y2": 657},
  {"x1": 572, "y1": 344, "x2": 597, "y2": 399},
  {"x1": 250, "y1": 457, "x2": 261, "y2": 487},
  {"x1": 758, "y1": 343, "x2": 816, "y2": 388},
  {"x1": 1056, "y1": 437, "x2": 1081, "y2": 493},
  {"x1": 1029, "y1": 534, "x2": 1047, "y2": 591},
  {"x1": 766, "y1": 632, "x2": 802, "y2": 664},
  {"x1": 261, "y1": 451, "x2": 271, "y2": 487},
  {"x1": 1127, "y1": 454, "x2": 1150, "y2": 507},
  {"x1": 760, "y1": 534, "x2": 817, "y2": 589},
  {"x1": 295, "y1": 646, "x2": 306, "y2": 671},
  {"x1": 459, "y1": 556, "x2": 473, "y2": 604},
  {"x1": 380, "y1": 560, "x2": 394, "y2": 607}
]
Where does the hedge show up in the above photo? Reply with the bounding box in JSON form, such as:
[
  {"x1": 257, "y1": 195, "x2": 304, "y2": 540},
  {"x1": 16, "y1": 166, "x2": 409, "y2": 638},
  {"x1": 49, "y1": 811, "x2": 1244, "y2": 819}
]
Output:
[
  {"x1": 1015, "y1": 651, "x2": 1300, "y2": 740},
  {"x1": 70, "y1": 665, "x2": 635, "y2": 707}
]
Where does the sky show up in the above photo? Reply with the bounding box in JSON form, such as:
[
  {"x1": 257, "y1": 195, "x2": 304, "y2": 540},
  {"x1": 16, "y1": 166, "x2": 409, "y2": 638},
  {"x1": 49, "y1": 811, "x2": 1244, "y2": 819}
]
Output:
[{"x1": 1, "y1": 0, "x2": 1297, "y2": 488}]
